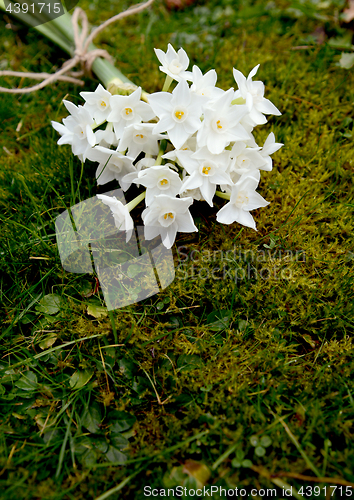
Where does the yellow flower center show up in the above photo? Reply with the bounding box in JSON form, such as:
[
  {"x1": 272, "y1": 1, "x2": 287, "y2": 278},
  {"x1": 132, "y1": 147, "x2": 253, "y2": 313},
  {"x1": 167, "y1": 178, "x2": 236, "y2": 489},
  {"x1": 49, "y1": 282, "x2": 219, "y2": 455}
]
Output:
[
  {"x1": 159, "y1": 178, "x2": 168, "y2": 186},
  {"x1": 216, "y1": 120, "x2": 223, "y2": 130},
  {"x1": 125, "y1": 107, "x2": 133, "y2": 115},
  {"x1": 136, "y1": 134, "x2": 144, "y2": 139},
  {"x1": 163, "y1": 212, "x2": 174, "y2": 220},
  {"x1": 100, "y1": 100, "x2": 107, "y2": 108},
  {"x1": 202, "y1": 166, "x2": 211, "y2": 175},
  {"x1": 235, "y1": 192, "x2": 249, "y2": 207},
  {"x1": 175, "y1": 110, "x2": 185, "y2": 120}
]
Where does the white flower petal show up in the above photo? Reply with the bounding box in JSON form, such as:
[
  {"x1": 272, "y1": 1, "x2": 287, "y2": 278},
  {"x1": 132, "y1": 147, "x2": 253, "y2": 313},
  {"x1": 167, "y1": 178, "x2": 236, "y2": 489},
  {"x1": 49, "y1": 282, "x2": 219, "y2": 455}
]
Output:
[
  {"x1": 256, "y1": 98, "x2": 281, "y2": 116},
  {"x1": 177, "y1": 211, "x2": 198, "y2": 232}
]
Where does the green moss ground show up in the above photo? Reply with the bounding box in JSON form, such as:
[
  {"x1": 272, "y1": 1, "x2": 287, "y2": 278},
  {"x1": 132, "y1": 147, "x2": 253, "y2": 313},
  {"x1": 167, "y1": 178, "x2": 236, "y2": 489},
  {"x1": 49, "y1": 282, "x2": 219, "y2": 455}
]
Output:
[{"x1": 1, "y1": 0, "x2": 354, "y2": 498}]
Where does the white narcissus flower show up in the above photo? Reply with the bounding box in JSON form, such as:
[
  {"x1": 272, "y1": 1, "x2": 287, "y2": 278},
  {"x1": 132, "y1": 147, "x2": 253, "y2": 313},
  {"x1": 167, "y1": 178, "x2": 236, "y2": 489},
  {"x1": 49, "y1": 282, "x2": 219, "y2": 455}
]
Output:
[
  {"x1": 162, "y1": 135, "x2": 197, "y2": 162},
  {"x1": 177, "y1": 148, "x2": 232, "y2": 207},
  {"x1": 149, "y1": 79, "x2": 204, "y2": 150},
  {"x1": 134, "y1": 164, "x2": 183, "y2": 206},
  {"x1": 154, "y1": 44, "x2": 192, "y2": 82},
  {"x1": 87, "y1": 146, "x2": 136, "y2": 191},
  {"x1": 142, "y1": 195, "x2": 197, "y2": 249},
  {"x1": 118, "y1": 123, "x2": 163, "y2": 160},
  {"x1": 233, "y1": 65, "x2": 281, "y2": 126},
  {"x1": 80, "y1": 84, "x2": 113, "y2": 124},
  {"x1": 180, "y1": 187, "x2": 204, "y2": 201},
  {"x1": 107, "y1": 87, "x2": 155, "y2": 139},
  {"x1": 51, "y1": 100, "x2": 97, "y2": 160},
  {"x1": 95, "y1": 127, "x2": 119, "y2": 149},
  {"x1": 197, "y1": 89, "x2": 250, "y2": 155},
  {"x1": 216, "y1": 171, "x2": 269, "y2": 230},
  {"x1": 97, "y1": 194, "x2": 134, "y2": 242},
  {"x1": 259, "y1": 132, "x2": 283, "y2": 171},
  {"x1": 228, "y1": 142, "x2": 267, "y2": 176},
  {"x1": 190, "y1": 65, "x2": 224, "y2": 101},
  {"x1": 121, "y1": 157, "x2": 156, "y2": 188}
]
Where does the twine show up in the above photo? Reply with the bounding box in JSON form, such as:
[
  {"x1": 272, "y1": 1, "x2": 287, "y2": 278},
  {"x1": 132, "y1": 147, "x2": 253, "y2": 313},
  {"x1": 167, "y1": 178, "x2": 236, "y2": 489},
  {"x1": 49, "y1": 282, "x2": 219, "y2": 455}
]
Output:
[{"x1": 0, "y1": 0, "x2": 154, "y2": 94}]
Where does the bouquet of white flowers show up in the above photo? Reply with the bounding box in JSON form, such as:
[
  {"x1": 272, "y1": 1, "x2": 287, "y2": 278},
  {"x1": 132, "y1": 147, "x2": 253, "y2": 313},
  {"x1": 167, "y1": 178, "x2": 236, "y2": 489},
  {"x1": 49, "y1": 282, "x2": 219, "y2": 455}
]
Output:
[{"x1": 52, "y1": 43, "x2": 283, "y2": 249}]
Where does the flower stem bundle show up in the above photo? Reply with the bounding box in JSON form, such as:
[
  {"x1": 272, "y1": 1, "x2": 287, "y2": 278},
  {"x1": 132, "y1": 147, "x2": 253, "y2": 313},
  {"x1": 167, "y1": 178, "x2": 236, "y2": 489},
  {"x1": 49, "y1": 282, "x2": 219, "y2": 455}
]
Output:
[{"x1": 0, "y1": 0, "x2": 152, "y2": 93}]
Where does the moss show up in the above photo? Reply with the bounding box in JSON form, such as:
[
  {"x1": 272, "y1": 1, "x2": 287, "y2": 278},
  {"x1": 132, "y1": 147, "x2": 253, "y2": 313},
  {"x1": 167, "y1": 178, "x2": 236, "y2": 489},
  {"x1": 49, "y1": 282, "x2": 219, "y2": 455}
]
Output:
[{"x1": 1, "y1": 0, "x2": 354, "y2": 498}]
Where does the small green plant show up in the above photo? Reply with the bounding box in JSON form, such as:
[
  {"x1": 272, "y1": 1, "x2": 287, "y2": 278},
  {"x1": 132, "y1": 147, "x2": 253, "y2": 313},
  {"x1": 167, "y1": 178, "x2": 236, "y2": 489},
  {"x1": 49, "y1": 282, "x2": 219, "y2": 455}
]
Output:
[
  {"x1": 231, "y1": 448, "x2": 253, "y2": 468},
  {"x1": 250, "y1": 435, "x2": 273, "y2": 458}
]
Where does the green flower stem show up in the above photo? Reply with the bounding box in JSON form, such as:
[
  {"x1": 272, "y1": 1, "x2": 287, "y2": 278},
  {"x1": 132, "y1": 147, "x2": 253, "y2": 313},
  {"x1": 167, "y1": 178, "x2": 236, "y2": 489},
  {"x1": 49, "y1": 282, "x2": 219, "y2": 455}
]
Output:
[
  {"x1": 126, "y1": 191, "x2": 146, "y2": 212},
  {"x1": 162, "y1": 74, "x2": 173, "y2": 92},
  {"x1": 155, "y1": 139, "x2": 168, "y2": 166},
  {"x1": 215, "y1": 190, "x2": 231, "y2": 200}
]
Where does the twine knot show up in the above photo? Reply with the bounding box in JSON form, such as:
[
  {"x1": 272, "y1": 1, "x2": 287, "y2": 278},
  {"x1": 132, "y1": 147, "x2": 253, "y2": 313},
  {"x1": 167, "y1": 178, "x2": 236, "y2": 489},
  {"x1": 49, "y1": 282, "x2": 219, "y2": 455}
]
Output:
[{"x1": 70, "y1": 8, "x2": 113, "y2": 78}]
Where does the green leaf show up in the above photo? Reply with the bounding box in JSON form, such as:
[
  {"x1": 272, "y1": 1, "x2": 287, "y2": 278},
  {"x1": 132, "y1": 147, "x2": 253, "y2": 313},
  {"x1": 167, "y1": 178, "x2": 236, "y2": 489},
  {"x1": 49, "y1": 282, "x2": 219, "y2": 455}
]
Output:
[
  {"x1": 20, "y1": 313, "x2": 36, "y2": 325},
  {"x1": 39, "y1": 332, "x2": 57, "y2": 350},
  {"x1": 255, "y1": 446, "x2": 266, "y2": 457},
  {"x1": 163, "y1": 465, "x2": 189, "y2": 488},
  {"x1": 338, "y1": 52, "x2": 354, "y2": 69},
  {"x1": 69, "y1": 370, "x2": 94, "y2": 389},
  {"x1": 206, "y1": 310, "x2": 232, "y2": 331},
  {"x1": 127, "y1": 264, "x2": 142, "y2": 278},
  {"x1": 118, "y1": 358, "x2": 136, "y2": 379},
  {"x1": 163, "y1": 461, "x2": 210, "y2": 489},
  {"x1": 105, "y1": 446, "x2": 127, "y2": 463},
  {"x1": 73, "y1": 436, "x2": 92, "y2": 455},
  {"x1": 110, "y1": 434, "x2": 129, "y2": 449},
  {"x1": 328, "y1": 35, "x2": 354, "y2": 50},
  {"x1": 82, "y1": 448, "x2": 97, "y2": 466},
  {"x1": 250, "y1": 435, "x2": 259, "y2": 447},
  {"x1": 32, "y1": 315, "x2": 56, "y2": 333},
  {"x1": 241, "y1": 459, "x2": 253, "y2": 468},
  {"x1": 264, "y1": 236, "x2": 277, "y2": 249},
  {"x1": 1, "y1": 369, "x2": 20, "y2": 385},
  {"x1": 81, "y1": 404, "x2": 102, "y2": 433},
  {"x1": 15, "y1": 371, "x2": 38, "y2": 391},
  {"x1": 177, "y1": 354, "x2": 203, "y2": 373},
  {"x1": 238, "y1": 319, "x2": 248, "y2": 331},
  {"x1": 260, "y1": 435, "x2": 272, "y2": 448},
  {"x1": 231, "y1": 458, "x2": 242, "y2": 468},
  {"x1": 131, "y1": 375, "x2": 150, "y2": 396},
  {"x1": 236, "y1": 449, "x2": 245, "y2": 461},
  {"x1": 87, "y1": 302, "x2": 108, "y2": 319},
  {"x1": 42, "y1": 429, "x2": 61, "y2": 444},
  {"x1": 36, "y1": 294, "x2": 62, "y2": 315},
  {"x1": 91, "y1": 436, "x2": 109, "y2": 453},
  {"x1": 109, "y1": 411, "x2": 136, "y2": 433}
]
